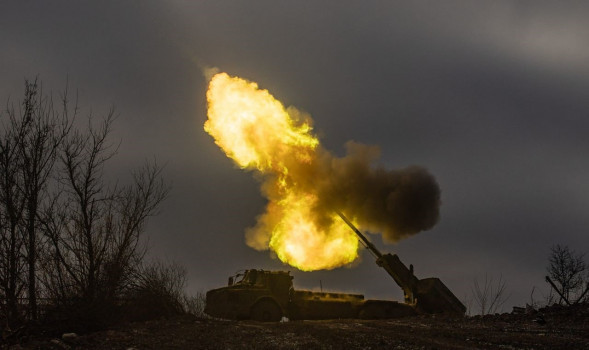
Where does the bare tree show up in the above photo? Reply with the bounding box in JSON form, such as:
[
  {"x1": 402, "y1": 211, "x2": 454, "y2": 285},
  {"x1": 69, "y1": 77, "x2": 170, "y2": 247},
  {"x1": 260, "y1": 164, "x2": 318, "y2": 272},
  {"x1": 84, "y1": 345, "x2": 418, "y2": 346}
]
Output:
[
  {"x1": 546, "y1": 244, "x2": 587, "y2": 305},
  {"x1": 471, "y1": 273, "x2": 509, "y2": 315},
  {"x1": 19, "y1": 80, "x2": 71, "y2": 319},
  {"x1": 40, "y1": 112, "x2": 169, "y2": 309},
  {"x1": 1, "y1": 78, "x2": 170, "y2": 328},
  {"x1": 0, "y1": 78, "x2": 72, "y2": 321},
  {"x1": 0, "y1": 107, "x2": 27, "y2": 324}
]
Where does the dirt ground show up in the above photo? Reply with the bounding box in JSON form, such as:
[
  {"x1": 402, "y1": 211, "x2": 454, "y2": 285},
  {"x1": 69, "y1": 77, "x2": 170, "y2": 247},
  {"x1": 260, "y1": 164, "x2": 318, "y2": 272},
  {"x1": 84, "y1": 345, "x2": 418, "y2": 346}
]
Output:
[{"x1": 8, "y1": 304, "x2": 589, "y2": 350}]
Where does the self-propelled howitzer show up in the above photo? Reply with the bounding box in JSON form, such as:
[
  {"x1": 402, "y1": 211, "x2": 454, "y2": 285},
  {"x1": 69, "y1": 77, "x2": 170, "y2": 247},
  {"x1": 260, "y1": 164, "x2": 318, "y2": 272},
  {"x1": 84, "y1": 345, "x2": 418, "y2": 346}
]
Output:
[{"x1": 336, "y1": 211, "x2": 466, "y2": 315}]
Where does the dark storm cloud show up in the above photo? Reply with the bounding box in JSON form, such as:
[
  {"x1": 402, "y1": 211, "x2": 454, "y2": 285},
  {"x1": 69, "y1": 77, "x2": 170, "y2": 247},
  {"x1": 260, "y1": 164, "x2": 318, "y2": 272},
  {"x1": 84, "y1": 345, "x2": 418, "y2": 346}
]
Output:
[{"x1": 2, "y1": 0, "x2": 589, "y2": 309}]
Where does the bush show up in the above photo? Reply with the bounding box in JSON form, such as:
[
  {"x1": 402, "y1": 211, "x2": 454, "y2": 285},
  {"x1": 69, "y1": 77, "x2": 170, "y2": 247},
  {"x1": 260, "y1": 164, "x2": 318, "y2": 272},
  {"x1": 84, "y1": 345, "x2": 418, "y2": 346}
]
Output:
[
  {"x1": 122, "y1": 260, "x2": 187, "y2": 321},
  {"x1": 182, "y1": 291, "x2": 207, "y2": 318}
]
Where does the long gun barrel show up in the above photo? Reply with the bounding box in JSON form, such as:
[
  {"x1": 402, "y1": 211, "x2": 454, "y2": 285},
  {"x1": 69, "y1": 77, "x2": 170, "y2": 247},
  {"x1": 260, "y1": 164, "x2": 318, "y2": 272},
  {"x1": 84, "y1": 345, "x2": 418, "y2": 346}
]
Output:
[
  {"x1": 336, "y1": 211, "x2": 382, "y2": 259},
  {"x1": 336, "y1": 211, "x2": 466, "y2": 315},
  {"x1": 336, "y1": 211, "x2": 417, "y2": 304}
]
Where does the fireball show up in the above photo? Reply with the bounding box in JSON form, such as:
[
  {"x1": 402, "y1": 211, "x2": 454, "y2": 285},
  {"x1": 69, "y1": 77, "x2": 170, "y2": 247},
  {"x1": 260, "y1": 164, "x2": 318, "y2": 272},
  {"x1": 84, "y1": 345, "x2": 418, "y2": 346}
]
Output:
[{"x1": 204, "y1": 72, "x2": 359, "y2": 270}]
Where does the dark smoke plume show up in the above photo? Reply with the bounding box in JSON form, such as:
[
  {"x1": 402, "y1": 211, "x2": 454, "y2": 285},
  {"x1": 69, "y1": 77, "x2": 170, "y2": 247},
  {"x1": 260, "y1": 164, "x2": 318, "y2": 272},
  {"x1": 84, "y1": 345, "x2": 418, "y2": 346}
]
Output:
[
  {"x1": 313, "y1": 141, "x2": 440, "y2": 242},
  {"x1": 247, "y1": 139, "x2": 441, "y2": 246}
]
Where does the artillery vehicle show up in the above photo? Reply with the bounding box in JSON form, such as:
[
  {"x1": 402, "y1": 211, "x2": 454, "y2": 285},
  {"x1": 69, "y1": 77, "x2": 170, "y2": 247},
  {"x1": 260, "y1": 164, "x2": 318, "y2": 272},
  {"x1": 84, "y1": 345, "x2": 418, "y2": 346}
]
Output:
[
  {"x1": 205, "y1": 269, "x2": 415, "y2": 321},
  {"x1": 205, "y1": 212, "x2": 465, "y2": 321}
]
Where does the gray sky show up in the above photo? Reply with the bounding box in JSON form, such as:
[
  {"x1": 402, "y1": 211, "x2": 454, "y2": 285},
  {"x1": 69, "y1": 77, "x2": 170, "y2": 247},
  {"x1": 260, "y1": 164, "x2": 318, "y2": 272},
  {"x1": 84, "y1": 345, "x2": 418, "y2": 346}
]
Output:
[{"x1": 2, "y1": 1, "x2": 589, "y2": 312}]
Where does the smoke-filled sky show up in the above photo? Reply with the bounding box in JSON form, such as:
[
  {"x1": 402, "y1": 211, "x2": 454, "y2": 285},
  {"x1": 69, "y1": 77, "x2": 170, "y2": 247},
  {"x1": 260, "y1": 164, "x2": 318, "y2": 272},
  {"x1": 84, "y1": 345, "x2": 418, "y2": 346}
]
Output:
[{"x1": 2, "y1": 1, "x2": 589, "y2": 311}]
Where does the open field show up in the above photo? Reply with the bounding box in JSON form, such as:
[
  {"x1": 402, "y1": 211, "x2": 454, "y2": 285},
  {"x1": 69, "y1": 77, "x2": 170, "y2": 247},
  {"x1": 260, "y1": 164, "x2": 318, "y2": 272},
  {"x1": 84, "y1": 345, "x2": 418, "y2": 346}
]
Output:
[{"x1": 12, "y1": 304, "x2": 589, "y2": 350}]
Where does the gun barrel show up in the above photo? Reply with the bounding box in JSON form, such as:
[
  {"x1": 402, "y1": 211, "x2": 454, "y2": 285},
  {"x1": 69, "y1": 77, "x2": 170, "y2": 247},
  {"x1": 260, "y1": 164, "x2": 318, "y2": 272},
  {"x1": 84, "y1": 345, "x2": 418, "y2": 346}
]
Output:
[{"x1": 336, "y1": 211, "x2": 383, "y2": 259}]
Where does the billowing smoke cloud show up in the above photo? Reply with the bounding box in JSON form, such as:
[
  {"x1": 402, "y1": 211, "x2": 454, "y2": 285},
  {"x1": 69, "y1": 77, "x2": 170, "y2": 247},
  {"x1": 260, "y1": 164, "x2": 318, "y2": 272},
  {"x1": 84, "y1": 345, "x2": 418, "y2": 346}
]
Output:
[
  {"x1": 318, "y1": 141, "x2": 440, "y2": 242},
  {"x1": 246, "y1": 136, "x2": 441, "y2": 246},
  {"x1": 206, "y1": 72, "x2": 440, "y2": 269}
]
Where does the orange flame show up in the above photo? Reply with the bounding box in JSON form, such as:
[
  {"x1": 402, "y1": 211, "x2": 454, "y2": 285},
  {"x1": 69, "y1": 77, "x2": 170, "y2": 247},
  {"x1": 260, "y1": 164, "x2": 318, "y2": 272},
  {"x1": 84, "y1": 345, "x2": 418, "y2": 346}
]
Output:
[{"x1": 204, "y1": 72, "x2": 358, "y2": 270}]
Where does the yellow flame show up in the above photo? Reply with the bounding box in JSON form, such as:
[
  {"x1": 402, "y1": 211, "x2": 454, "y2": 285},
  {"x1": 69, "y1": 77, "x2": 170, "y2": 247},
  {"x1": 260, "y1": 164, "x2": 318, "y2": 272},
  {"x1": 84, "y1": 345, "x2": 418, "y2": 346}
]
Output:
[{"x1": 204, "y1": 72, "x2": 358, "y2": 270}]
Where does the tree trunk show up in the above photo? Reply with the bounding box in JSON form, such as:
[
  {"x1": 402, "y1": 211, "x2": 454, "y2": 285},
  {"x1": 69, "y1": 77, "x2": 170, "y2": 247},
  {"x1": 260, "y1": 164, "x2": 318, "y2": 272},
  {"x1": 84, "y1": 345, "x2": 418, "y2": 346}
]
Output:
[
  {"x1": 27, "y1": 205, "x2": 37, "y2": 320},
  {"x1": 7, "y1": 224, "x2": 19, "y2": 323}
]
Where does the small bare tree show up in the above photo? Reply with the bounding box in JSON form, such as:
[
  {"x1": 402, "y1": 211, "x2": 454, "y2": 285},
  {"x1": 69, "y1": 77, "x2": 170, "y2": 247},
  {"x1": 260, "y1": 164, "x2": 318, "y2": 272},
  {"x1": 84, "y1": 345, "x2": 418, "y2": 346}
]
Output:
[
  {"x1": 183, "y1": 291, "x2": 207, "y2": 318},
  {"x1": 124, "y1": 260, "x2": 187, "y2": 320},
  {"x1": 546, "y1": 244, "x2": 587, "y2": 305},
  {"x1": 471, "y1": 273, "x2": 509, "y2": 315}
]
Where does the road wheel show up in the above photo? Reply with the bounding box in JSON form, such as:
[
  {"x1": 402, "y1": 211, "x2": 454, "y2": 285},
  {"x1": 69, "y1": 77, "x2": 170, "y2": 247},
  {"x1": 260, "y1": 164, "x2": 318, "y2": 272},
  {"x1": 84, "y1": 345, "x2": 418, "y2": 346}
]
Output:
[{"x1": 251, "y1": 300, "x2": 282, "y2": 322}]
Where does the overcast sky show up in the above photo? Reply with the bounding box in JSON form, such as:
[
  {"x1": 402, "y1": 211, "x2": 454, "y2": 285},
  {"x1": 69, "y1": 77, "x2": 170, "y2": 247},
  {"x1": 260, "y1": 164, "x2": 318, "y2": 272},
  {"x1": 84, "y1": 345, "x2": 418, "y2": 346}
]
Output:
[{"x1": 2, "y1": 1, "x2": 589, "y2": 312}]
